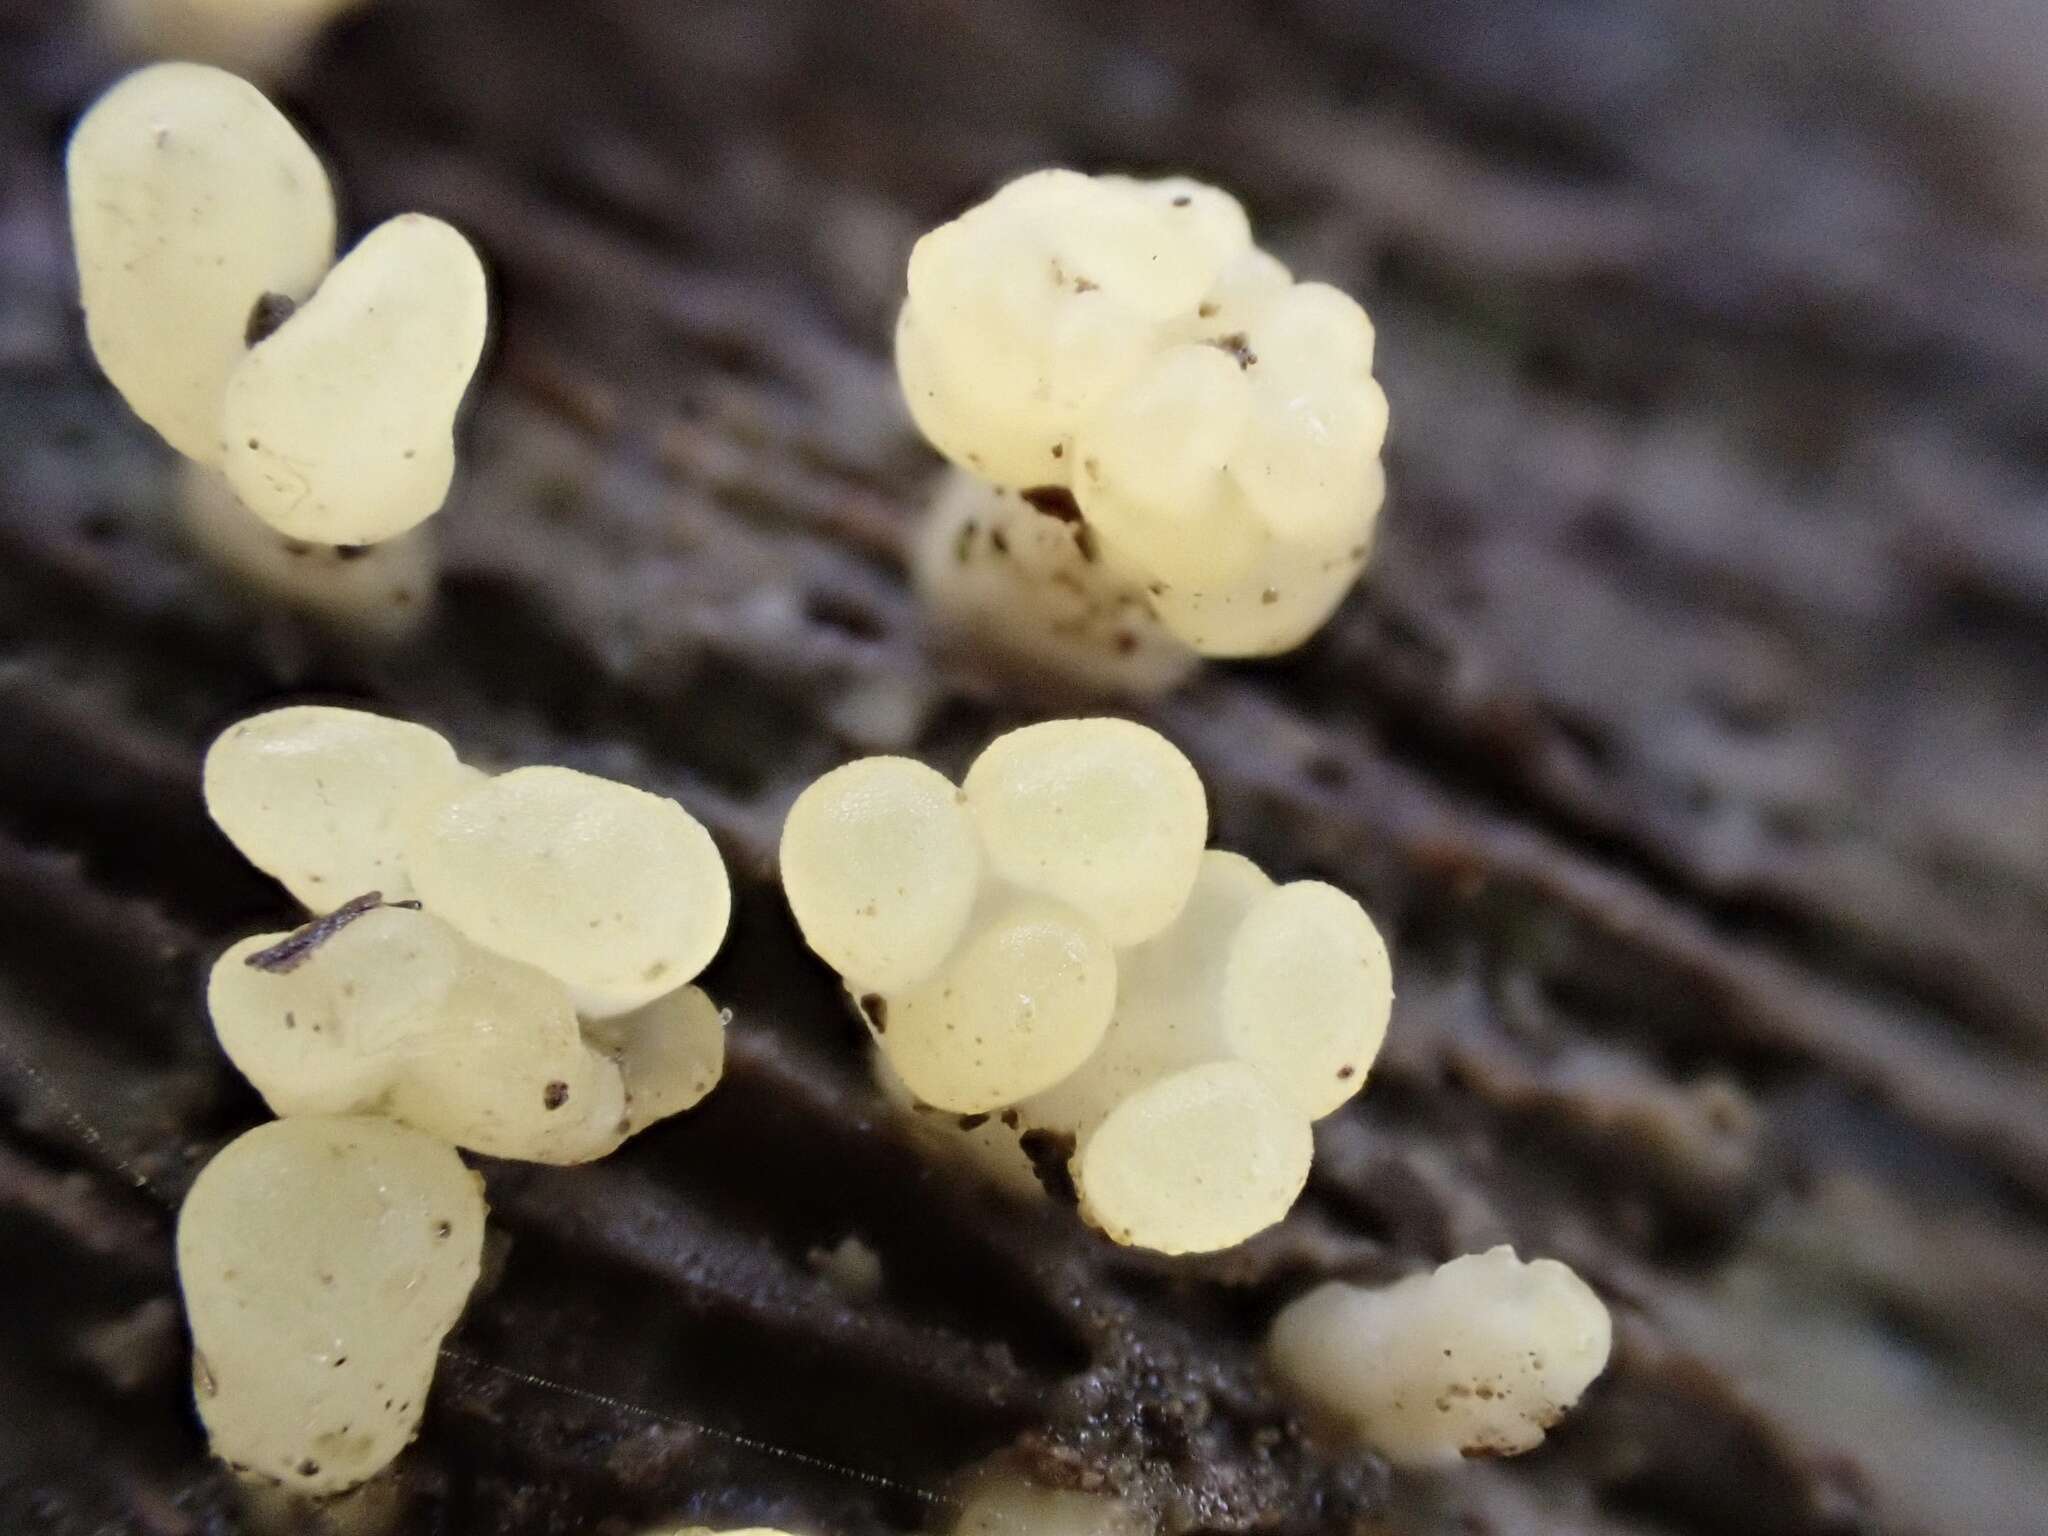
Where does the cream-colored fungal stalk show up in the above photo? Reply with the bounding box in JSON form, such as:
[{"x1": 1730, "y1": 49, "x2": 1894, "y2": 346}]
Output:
[
  {"x1": 176, "y1": 1115, "x2": 484, "y2": 1493},
  {"x1": 1268, "y1": 1246, "x2": 1613, "y2": 1466},
  {"x1": 951, "y1": 1468, "x2": 1148, "y2": 1536},
  {"x1": 98, "y1": 0, "x2": 374, "y2": 79},
  {"x1": 913, "y1": 470, "x2": 1195, "y2": 695},
  {"x1": 897, "y1": 170, "x2": 1388, "y2": 660}
]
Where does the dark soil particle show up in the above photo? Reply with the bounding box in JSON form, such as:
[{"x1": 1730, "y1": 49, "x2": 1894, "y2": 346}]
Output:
[
  {"x1": 244, "y1": 291, "x2": 298, "y2": 347},
  {"x1": 5, "y1": 3, "x2": 2046, "y2": 1535},
  {"x1": 1019, "y1": 1129, "x2": 1080, "y2": 1206}
]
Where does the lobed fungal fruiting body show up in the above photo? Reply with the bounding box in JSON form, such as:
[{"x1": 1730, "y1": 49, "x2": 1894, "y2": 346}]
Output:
[
  {"x1": 783, "y1": 719, "x2": 1392, "y2": 1254},
  {"x1": 203, "y1": 705, "x2": 731, "y2": 1162},
  {"x1": 897, "y1": 170, "x2": 1388, "y2": 660},
  {"x1": 176, "y1": 1116, "x2": 485, "y2": 1495},
  {"x1": 209, "y1": 907, "x2": 721, "y2": 1163},
  {"x1": 1267, "y1": 1246, "x2": 1613, "y2": 1466},
  {"x1": 178, "y1": 462, "x2": 437, "y2": 636},
  {"x1": 68, "y1": 64, "x2": 487, "y2": 549}
]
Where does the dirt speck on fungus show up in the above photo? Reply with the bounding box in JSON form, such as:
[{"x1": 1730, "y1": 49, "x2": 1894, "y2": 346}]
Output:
[
  {"x1": 1207, "y1": 332, "x2": 1258, "y2": 369},
  {"x1": 1019, "y1": 1128, "x2": 1079, "y2": 1205},
  {"x1": 244, "y1": 291, "x2": 298, "y2": 347},
  {"x1": 1020, "y1": 485, "x2": 1084, "y2": 524}
]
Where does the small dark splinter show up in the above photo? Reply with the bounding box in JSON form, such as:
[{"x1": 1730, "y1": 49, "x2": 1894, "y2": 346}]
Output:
[
  {"x1": 246, "y1": 893, "x2": 394, "y2": 974},
  {"x1": 1207, "y1": 332, "x2": 1257, "y2": 369}
]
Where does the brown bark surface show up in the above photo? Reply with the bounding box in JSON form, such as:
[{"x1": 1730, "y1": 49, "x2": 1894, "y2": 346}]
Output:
[{"x1": 4, "y1": 2, "x2": 2047, "y2": 1533}]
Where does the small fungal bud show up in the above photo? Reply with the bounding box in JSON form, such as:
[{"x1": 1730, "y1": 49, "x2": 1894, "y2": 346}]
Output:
[
  {"x1": 97, "y1": 0, "x2": 374, "y2": 79},
  {"x1": 1074, "y1": 1058, "x2": 1312, "y2": 1255},
  {"x1": 176, "y1": 1116, "x2": 485, "y2": 1494},
  {"x1": 67, "y1": 62, "x2": 335, "y2": 465},
  {"x1": 177, "y1": 462, "x2": 437, "y2": 637},
  {"x1": 897, "y1": 169, "x2": 1389, "y2": 659},
  {"x1": 912, "y1": 470, "x2": 1196, "y2": 696},
  {"x1": 779, "y1": 755, "x2": 982, "y2": 992},
  {"x1": 962, "y1": 718, "x2": 1206, "y2": 947},
  {"x1": 407, "y1": 765, "x2": 732, "y2": 1017},
  {"x1": 881, "y1": 892, "x2": 1117, "y2": 1114},
  {"x1": 222, "y1": 213, "x2": 489, "y2": 545},
  {"x1": 1267, "y1": 1246, "x2": 1613, "y2": 1467},
  {"x1": 203, "y1": 705, "x2": 468, "y2": 908},
  {"x1": 210, "y1": 906, "x2": 656, "y2": 1164}
]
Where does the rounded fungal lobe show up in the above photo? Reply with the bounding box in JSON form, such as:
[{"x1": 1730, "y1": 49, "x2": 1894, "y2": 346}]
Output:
[
  {"x1": 951, "y1": 1470, "x2": 1149, "y2": 1536},
  {"x1": 879, "y1": 892, "x2": 1117, "y2": 1114},
  {"x1": 222, "y1": 212, "x2": 488, "y2": 545},
  {"x1": 1075, "y1": 1058, "x2": 1312, "y2": 1254},
  {"x1": 779, "y1": 755, "x2": 981, "y2": 992},
  {"x1": 67, "y1": 61, "x2": 335, "y2": 464},
  {"x1": 208, "y1": 905, "x2": 468, "y2": 1119},
  {"x1": 1220, "y1": 879, "x2": 1392, "y2": 1118},
  {"x1": 1267, "y1": 1245, "x2": 1613, "y2": 1466},
  {"x1": 176, "y1": 1116, "x2": 485, "y2": 1495},
  {"x1": 407, "y1": 764, "x2": 731, "y2": 1017},
  {"x1": 963, "y1": 717, "x2": 1206, "y2": 947},
  {"x1": 203, "y1": 705, "x2": 466, "y2": 908}
]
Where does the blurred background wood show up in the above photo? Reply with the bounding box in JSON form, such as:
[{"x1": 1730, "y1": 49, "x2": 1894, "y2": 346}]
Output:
[{"x1": 2, "y1": 1, "x2": 2046, "y2": 1533}]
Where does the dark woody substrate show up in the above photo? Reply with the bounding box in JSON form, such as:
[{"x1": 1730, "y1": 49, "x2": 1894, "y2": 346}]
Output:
[{"x1": 3, "y1": 1, "x2": 2046, "y2": 1533}]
